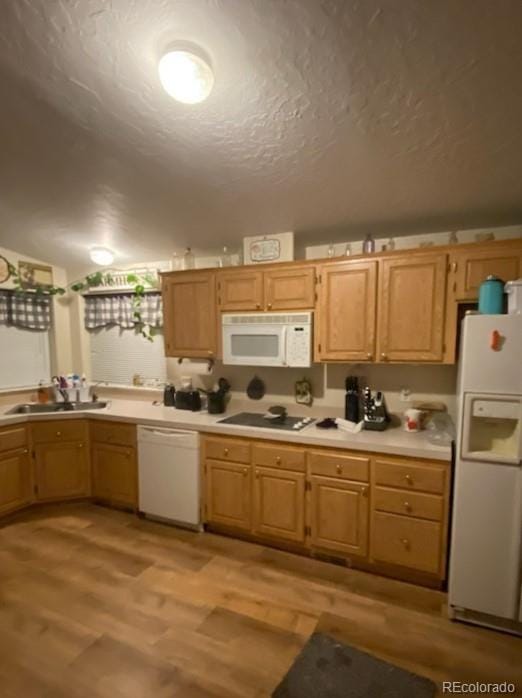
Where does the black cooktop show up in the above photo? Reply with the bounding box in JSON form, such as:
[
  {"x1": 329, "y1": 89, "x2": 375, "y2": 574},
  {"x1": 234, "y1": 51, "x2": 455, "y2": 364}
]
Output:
[{"x1": 218, "y1": 412, "x2": 314, "y2": 431}]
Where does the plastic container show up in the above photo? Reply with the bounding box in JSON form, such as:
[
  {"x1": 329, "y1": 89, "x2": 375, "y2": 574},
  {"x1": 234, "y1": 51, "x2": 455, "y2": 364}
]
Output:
[
  {"x1": 478, "y1": 275, "x2": 504, "y2": 314},
  {"x1": 505, "y1": 279, "x2": 522, "y2": 315}
]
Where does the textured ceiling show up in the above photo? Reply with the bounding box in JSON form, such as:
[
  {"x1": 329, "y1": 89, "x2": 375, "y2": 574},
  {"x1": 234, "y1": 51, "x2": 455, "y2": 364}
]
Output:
[{"x1": 0, "y1": 0, "x2": 522, "y2": 271}]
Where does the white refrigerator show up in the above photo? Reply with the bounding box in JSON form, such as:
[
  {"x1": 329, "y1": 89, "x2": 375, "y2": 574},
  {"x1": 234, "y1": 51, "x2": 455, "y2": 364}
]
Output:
[{"x1": 448, "y1": 313, "x2": 522, "y2": 634}]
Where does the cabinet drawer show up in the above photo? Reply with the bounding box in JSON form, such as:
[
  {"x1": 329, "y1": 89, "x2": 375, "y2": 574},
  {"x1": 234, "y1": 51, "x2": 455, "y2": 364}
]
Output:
[
  {"x1": 309, "y1": 450, "x2": 369, "y2": 482},
  {"x1": 205, "y1": 436, "x2": 251, "y2": 464},
  {"x1": 90, "y1": 420, "x2": 136, "y2": 447},
  {"x1": 31, "y1": 419, "x2": 88, "y2": 444},
  {"x1": 0, "y1": 425, "x2": 27, "y2": 453},
  {"x1": 374, "y1": 459, "x2": 446, "y2": 494},
  {"x1": 374, "y1": 486, "x2": 444, "y2": 522},
  {"x1": 253, "y1": 443, "x2": 305, "y2": 472},
  {"x1": 372, "y1": 512, "x2": 442, "y2": 575}
]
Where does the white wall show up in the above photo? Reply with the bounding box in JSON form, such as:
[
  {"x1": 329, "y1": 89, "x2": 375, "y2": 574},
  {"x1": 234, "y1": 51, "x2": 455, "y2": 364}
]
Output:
[{"x1": 304, "y1": 224, "x2": 522, "y2": 259}]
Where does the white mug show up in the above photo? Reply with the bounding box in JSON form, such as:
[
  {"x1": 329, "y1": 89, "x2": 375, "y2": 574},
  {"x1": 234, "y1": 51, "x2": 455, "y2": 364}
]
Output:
[{"x1": 404, "y1": 408, "x2": 425, "y2": 432}]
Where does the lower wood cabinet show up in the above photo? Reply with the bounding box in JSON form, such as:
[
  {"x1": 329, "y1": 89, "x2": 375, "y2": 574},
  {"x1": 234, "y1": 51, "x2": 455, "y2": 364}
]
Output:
[
  {"x1": 253, "y1": 466, "x2": 305, "y2": 543},
  {"x1": 202, "y1": 434, "x2": 451, "y2": 588},
  {"x1": 309, "y1": 475, "x2": 369, "y2": 557},
  {"x1": 34, "y1": 441, "x2": 89, "y2": 501},
  {"x1": 205, "y1": 460, "x2": 251, "y2": 530},
  {"x1": 91, "y1": 442, "x2": 137, "y2": 507},
  {"x1": 0, "y1": 448, "x2": 32, "y2": 516}
]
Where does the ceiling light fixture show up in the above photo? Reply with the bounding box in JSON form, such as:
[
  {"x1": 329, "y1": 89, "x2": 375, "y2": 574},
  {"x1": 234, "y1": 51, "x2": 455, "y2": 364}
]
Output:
[
  {"x1": 158, "y1": 47, "x2": 214, "y2": 104},
  {"x1": 89, "y1": 247, "x2": 114, "y2": 266}
]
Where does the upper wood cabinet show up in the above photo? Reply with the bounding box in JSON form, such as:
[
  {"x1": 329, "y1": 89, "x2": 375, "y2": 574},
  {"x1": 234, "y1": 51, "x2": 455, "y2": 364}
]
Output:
[
  {"x1": 263, "y1": 266, "x2": 316, "y2": 310},
  {"x1": 162, "y1": 270, "x2": 217, "y2": 358},
  {"x1": 316, "y1": 260, "x2": 377, "y2": 361},
  {"x1": 218, "y1": 270, "x2": 263, "y2": 311},
  {"x1": 252, "y1": 465, "x2": 306, "y2": 543},
  {"x1": 377, "y1": 253, "x2": 447, "y2": 362},
  {"x1": 450, "y1": 240, "x2": 522, "y2": 300},
  {"x1": 218, "y1": 265, "x2": 315, "y2": 312}
]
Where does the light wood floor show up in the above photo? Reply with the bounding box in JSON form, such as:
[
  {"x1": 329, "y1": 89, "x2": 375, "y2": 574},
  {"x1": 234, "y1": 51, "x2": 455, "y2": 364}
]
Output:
[{"x1": 0, "y1": 503, "x2": 520, "y2": 698}]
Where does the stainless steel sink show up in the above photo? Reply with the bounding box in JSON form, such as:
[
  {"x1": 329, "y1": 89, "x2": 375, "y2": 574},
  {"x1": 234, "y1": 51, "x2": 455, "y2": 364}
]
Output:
[{"x1": 6, "y1": 401, "x2": 109, "y2": 415}]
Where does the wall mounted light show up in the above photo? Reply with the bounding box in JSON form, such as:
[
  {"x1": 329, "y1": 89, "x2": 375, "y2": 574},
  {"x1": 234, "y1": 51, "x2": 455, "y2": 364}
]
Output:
[
  {"x1": 89, "y1": 247, "x2": 114, "y2": 266},
  {"x1": 158, "y1": 46, "x2": 214, "y2": 104}
]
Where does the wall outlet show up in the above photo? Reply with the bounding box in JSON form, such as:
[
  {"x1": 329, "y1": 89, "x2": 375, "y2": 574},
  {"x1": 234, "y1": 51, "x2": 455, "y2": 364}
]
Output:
[{"x1": 400, "y1": 387, "x2": 411, "y2": 402}]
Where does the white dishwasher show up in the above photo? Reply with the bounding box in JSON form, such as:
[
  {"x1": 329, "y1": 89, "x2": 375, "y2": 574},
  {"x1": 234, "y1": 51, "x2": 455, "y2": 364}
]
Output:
[{"x1": 137, "y1": 425, "x2": 201, "y2": 529}]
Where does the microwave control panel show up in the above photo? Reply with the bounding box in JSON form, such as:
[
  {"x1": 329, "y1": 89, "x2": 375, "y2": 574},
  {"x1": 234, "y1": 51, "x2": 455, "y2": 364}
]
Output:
[{"x1": 286, "y1": 325, "x2": 312, "y2": 367}]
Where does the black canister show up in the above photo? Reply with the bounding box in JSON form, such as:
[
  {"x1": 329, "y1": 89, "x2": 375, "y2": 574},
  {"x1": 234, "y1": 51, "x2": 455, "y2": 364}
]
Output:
[
  {"x1": 207, "y1": 391, "x2": 226, "y2": 414},
  {"x1": 345, "y1": 376, "x2": 360, "y2": 423},
  {"x1": 163, "y1": 383, "x2": 176, "y2": 406}
]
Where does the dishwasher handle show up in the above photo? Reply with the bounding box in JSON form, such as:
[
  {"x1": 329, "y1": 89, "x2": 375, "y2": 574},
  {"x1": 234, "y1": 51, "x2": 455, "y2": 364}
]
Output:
[{"x1": 137, "y1": 425, "x2": 199, "y2": 444}]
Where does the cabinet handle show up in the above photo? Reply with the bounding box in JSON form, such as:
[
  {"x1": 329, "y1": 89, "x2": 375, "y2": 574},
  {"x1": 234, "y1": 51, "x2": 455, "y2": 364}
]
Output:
[
  {"x1": 267, "y1": 303, "x2": 272, "y2": 309},
  {"x1": 224, "y1": 448, "x2": 229, "y2": 456},
  {"x1": 56, "y1": 431, "x2": 61, "y2": 437},
  {"x1": 243, "y1": 468, "x2": 248, "y2": 475},
  {"x1": 336, "y1": 464, "x2": 343, "y2": 474},
  {"x1": 366, "y1": 353, "x2": 373, "y2": 360},
  {"x1": 361, "y1": 486, "x2": 368, "y2": 497},
  {"x1": 207, "y1": 350, "x2": 213, "y2": 356},
  {"x1": 405, "y1": 474, "x2": 413, "y2": 485},
  {"x1": 255, "y1": 469, "x2": 260, "y2": 477},
  {"x1": 380, "y1": 353, "x2": 388, "y2": 361},
  {"x1": 401, "y1": 538, "x2": 411, "y2": 550},
  {"x1": 78, "y1": 443, "x2": 84, "y2": 448},
  {"x1": 403, "y1": 501, "x2": 412, "y2": 512},
  {"x1": 23, "y1": 448, "x2": 28, "y2": 454},
  {"x1": 275, "y1": 456, "x2": 281, "y2": 464},
  {"x1": 256, "y1": 303, "x2": 261, "y2": 309}
]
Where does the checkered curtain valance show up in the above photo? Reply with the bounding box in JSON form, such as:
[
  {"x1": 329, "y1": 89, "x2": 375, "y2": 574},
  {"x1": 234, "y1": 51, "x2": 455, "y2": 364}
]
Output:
[
  {"x1": 0, "y1": 290, "x2": 51, "y2": 330},
  {"x1": 84, "y1": 293, "x2": 163, "y2": 330}
]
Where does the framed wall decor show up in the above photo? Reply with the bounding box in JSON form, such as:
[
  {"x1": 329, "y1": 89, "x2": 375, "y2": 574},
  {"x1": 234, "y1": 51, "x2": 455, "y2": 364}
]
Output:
[
  {"x1": 0, "y1": 255, "x2": 11, "y2": 284},
  {"x1": 18, "y1": 261, "x2": 54, "y2": 288},
  {"x1": 243, "y1": 231, "x2": 294, "y2": 265}
]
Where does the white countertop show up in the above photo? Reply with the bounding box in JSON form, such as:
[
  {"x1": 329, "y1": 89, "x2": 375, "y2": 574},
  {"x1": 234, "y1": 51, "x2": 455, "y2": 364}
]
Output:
[{"x1": 0, "y1": 399, "x2": 451, "y2": 462}]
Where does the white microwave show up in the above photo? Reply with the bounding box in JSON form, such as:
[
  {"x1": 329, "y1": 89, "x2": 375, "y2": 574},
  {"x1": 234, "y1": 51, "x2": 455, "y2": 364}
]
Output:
[{"x1": 222, "y1": 312, "x2": 312, "y2": 367}]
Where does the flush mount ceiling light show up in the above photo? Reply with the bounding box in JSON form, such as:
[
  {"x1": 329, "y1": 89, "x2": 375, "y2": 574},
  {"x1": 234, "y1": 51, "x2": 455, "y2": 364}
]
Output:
[
  {"x1": 158, "y1": 47, "x2": 214, "y2": 104},
  {"x1": 89, "y1": 247, "x2": 114, "y2": 266}
]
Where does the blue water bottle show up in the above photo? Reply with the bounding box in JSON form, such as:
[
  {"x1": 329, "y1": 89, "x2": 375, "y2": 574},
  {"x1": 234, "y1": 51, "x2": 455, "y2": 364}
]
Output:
[{"x1": 478, "y1": 275, "x2": 504, "y2": 314}]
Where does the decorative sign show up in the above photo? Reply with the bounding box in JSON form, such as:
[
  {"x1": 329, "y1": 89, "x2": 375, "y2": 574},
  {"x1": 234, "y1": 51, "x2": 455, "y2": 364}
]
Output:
[
  {"x1": 0, "y1": 255, "x2": 10, "y2": 284},
  {"x1": 243, "y1": 232, "x2": 294, "y2": 265},
  {"x1": 18, "y1": 261, "x2": 54, "y2": 288},
  {"x1": 250, "y1": 238, "x2": 280, "y2": 262}
]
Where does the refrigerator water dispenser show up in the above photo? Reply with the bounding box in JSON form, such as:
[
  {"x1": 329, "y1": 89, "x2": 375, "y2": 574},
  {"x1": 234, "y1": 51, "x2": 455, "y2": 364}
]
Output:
[{"x1": 461, "y1": 394, "x2": 522, "y2": 464}]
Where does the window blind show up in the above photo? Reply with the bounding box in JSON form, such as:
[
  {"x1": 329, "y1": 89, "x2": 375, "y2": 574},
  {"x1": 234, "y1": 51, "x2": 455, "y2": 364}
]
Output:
[
  {"x1": 89, "y1": 326, "x2": 167, "y2": 385},
  {"x1": 0, "y1": 324, "x2": 51, "y2": 388}
]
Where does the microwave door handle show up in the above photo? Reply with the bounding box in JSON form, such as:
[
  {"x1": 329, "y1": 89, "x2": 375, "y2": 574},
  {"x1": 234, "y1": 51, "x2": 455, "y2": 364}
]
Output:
[{"x1": 282, "y1": 326, "x2": 288, "y2": 365}]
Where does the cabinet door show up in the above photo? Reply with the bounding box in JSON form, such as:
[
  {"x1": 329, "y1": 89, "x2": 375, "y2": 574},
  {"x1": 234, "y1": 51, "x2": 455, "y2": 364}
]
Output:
[
  {"x1": 310, "y1": 476, "x2": 369, "y2": 557},
  {"x1": 453, "y1": 244, "x2": 522, "y2": 300},
  {"x1": 252, "y1": 466, "x2": 305, "y2": 543},
  {"x1": 377, "y1": 253, "x2": 447, "y2": 362},
  {"x1": 162, "y1": 271, "x2": 217, "y2": 358},
  {"x1": 35, "y1": 441, "x2": 89, "y2": 501},
  {"x1": 317, "y1": 261, "x2": 377, "y2": 361},
  {"x1": 92, "y1": 443, "x2": 137, "y2": 507},
  {"x1": 218, "y1": 271, "x2": 263, "y2": 311},
  {"x1": 205, "y1": 460, "x2": 251, "y2": 530},
  {"x1": 263, "y1": 267, "x2": 316, "y2": 311},
  {"x1": 0, "y1": 449, "x2": 32, "y2": 515}
]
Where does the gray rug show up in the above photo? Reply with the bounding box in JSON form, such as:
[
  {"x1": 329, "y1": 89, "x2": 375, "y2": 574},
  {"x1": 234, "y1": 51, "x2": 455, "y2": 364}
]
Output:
[{"x1": 272, "y1": 633, "x2": 436, "y2": 698}]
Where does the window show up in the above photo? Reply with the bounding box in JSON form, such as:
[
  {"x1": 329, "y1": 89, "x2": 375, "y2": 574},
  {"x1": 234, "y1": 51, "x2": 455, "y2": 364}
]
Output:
[
  {"x1": 0, "y1": 324, "x2": 51, "y2": 389},
  {"x1": 89, "y1": 326, "x2": 167, "y2": 385}
]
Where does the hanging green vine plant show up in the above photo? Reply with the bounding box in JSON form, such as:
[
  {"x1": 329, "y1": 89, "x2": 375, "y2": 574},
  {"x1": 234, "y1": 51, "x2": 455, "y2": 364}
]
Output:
[{"x1": 5, "y1": 261, "x2": 159, "y2": 341}]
